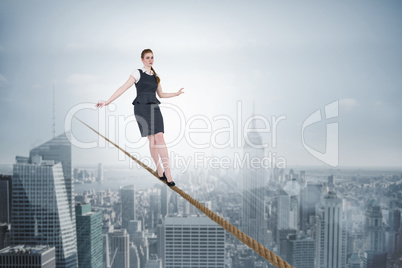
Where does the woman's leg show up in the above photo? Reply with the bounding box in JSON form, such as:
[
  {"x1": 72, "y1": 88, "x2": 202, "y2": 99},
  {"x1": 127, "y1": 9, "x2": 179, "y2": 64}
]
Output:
[
  {"x1": 154, "y1": 132, "x2": 174, "y2": 182},
  {"x1": 148, "y1": 134, "x2": 163, "y2": 177}
]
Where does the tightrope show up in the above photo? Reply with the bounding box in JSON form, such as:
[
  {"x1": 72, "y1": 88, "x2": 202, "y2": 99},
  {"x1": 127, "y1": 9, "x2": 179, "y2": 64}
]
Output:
[{"x1": 73, "y1": 116, "x2": 294, "y2": 268}]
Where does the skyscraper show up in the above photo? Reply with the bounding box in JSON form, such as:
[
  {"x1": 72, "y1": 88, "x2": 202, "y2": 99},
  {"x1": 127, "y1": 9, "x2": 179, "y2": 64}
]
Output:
[
  {"x1": 363, "y1": 200, "x2": 384, "y2": 252},
  {"x1": 110, "y1": 229, "x2": 130, "y2": 268},
  {"x1": 97, "y1": 163, "x2": 104, "y2": 182},
  {"x1": 286, "y1": 234, "x2": 315, "y2": 268},
  {"x1": 121, "y1": 185, "x2": 136, "y2": 229},
  {"x1": 163, "y1": 216, "x2": 225, "y2": 267},
  {"x1": 241, "y1": 116, "x2": 268, "y2": 247},
  {"x1": 11, "y1": 154, "x2": 78, "y2": 267},
  {"x1": 75, "y1": 203, "x2": 103, "y2": 268},
  {"x1": 315, "y1": 191, "x2": 347, "y2": 268},
  {"x1": 361, "y1": 251, "x2": 387, "y2": 268},
  {"x1": 29, "y1": 131, "x2": 75, "y2": 234},
  {"x1": 277, "y1": 190, "x2": 290, "y2": 230},
  {"x1": 300, "y1": 183, "x2": 322, "y2": 229}
]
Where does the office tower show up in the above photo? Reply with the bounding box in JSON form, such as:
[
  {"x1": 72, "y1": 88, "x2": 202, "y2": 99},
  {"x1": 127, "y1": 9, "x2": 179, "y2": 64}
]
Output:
[
  {"x1": 361, "y1": 251, "x2": 387, "y2": 268},
  {"x1": 110, "y1": 229, "x2": 130, "y2": 268},
  {"x1": 11, "y1": 155, "x2": 78, "y2": 267},
  {"x1": 129, "y1": 242, "x2": 140, "y2": 268},
  {"x1": 160, "y1": 184, "x2": 168, "y2": 219},
  {"x1": 388, "y1": 209, "x2": 401, "y2": 232},
  {"x1": 103, "y1": 234, "x2": 110, "y2": 268},
  {"x1": 0, "y1": 245, "x2": 56, "y2": 267},
  {"x1": 277, "y1": 229, "x2": 296, "y2": 260},
  {"x1": 277, "y1": 190, "x2": 290, "y2": 229},
  {"x1": 272, "y1": 167, "x2": 286, "y2": 185},
  {"x1": 299, "y1": 170, "x2": 306, "y2": 185},
  {"x1": 283, "y1": 178, "x2": 301, "y2": 230},
  {"x1": 0, "y1": 175, "x2": 12, "y2": 223},
  {"x1": 121, "y1": 185, "x2": 136, "y2": 229},
  {"x1": 164, "y1": 216, "x2": 225, "y2": 267},
  {"x1": 328, "y1": 175, "x2": 334, "y2": 188},
  {"x1": 347, "y1": 253, "x2": 361, "y2": 268},
  {"x1": 150, "y1": 192, "x2": 161, "y2": 228},
  {"x1": 315, "y1": 191, "x2": 347, "y2": 268},
  {"x1": 286, "y1": 234, "x2": 315, "y2": 268},
  {"x1": 241, "y1": 115, "x2": 268, "y2": 247},
  {"x1": 363, "y1": 200, "x2": 384, "y2": 252},
  {"x1": 29, "y1": 131, "x2": 75, "y2": 236},
  {"x1": 289, "y1": 169, "x2": 295, "y2": 180},
  {"x1": 301, "y1": 183, "x2": 322, "y2": 227},
  {"x1": 156, "y1": 224, "x2": 164, "y2": 261},
  {"x1": 0, "y1": 223, "x2": 8, "y2": 250},
  {"x1": 145, "y1": 253, "x2": 162, "y2": 268},
  {"x1": 75, "y1": 203, "x2": 103, "y2": 268},
  {"x1": 97, "y1": 163, "x2": 104, "y2": 182}
]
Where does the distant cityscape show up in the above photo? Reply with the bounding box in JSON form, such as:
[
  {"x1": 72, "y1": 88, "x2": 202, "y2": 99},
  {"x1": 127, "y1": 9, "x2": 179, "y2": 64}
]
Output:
[{"x1": 0, "y1": 131, "x2": 401, "y2": 267}]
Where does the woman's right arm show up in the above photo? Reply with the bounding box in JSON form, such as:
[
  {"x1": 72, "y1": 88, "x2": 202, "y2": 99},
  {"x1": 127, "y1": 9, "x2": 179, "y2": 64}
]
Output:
[{"x1": 95, "y1": 76, "x2": 136, "y2": 108}]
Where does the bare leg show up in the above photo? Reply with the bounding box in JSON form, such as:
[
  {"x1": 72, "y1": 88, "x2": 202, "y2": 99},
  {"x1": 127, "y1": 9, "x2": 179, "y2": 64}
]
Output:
[
  {"x1": 148, "y1": 134, "x2": 163, "y2": 177},
  {"x1": 154, "y1": 132, "x2": 174, "y2": 182}
]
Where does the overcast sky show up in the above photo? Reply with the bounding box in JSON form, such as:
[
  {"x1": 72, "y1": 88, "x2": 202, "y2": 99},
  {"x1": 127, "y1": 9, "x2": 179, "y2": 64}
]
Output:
[{"x1": 0, "y1": 0, "x2": 401, "y2": 169}]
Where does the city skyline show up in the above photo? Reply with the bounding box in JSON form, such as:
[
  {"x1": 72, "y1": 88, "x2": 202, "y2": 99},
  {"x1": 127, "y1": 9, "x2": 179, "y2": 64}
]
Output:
[{"x1": 0, "y1": 0, "x2": 401, "y2": 168}]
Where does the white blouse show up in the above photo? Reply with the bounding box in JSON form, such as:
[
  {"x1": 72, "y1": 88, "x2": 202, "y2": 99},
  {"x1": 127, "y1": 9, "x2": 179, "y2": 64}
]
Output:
[{"x1": 130, "y1": 66, "x2": 157, "y2": 84}]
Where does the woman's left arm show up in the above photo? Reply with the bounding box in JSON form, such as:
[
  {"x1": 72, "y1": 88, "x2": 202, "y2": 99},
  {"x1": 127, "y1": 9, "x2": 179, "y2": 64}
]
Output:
[{"x1": 156, "y1": 83, "x2": 184, "y2": 98}]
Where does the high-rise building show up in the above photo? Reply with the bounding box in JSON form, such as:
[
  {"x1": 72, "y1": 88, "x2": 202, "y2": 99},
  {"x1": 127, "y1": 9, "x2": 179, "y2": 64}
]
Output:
[
  {"x1": 0, "y1": 244, "x2": 56, "y2": 267},
  {"x1": 241, "y1": 115, "x2": 268, "y2": 247},
  {"x1": 347, "y1": 253, "x2": 361, "y2": 268},
  {"x1": 283, "y1": 179, "x2": 301, "y2": 230},
  {"x1": 164, "y1": 216, "x2": 225, "y2": 267},
  {"x1": 300, "y1": 183, "x2": 322, "y2": 229},
  {"x1": 277, "y1": 190, "x2": 290, "y2": 229},
  {"x1": 315, "y1": 191, "x2": 347, "y2": 268},
  {"x1": 388, "y1": 209, "x2": 401, "y2": 232},
  {"x1": 97, "y1": 163, "x2": 104, "y2": 182},
  {"x1": 75, "y1": 203, "x2": 103, "y2": 268},
  {"x1": 363, "y1": 200, "x2": 384, "y2": 252},
  {"x1": 277, "y1": 229, "x2": 296, "y2": 260},
  {"x1": 11, "y1": 154, "x2": 78, "y2": 267},
  {"x1": 160, "y1": 184, "x2": 168, "y2": 219},
  {"x1": 0, "y1": 175, "x2": 12, "y2": 224},
  {"x1": 361, "y1": 251, "x2": 387, "y2": 268},
  {"x1": 103, "y1": 234, "x2": 110, "y2": 268},
  {"x1": 286, "y1": 234, "x2": 315, "y2": 268},
  {"x1": 29, "y1": 131, "x2": 75, "y2": 234},
  {"x1": 150, "y1": 192, "x2": 161, "y2": 228},
  {"x1": 121, "y1": 185, "x2": 136, "y2": 229},
  {"x1": 328, "y1": 175, "x2": 334, "y2": 188},
  {"x1": 110, "y1": 229, "x2": 130, "y2": 268}
]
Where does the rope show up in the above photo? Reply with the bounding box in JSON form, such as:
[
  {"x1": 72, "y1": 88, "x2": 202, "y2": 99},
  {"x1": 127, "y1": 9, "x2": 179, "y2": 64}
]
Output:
[{"x1": 73, "y1": 116, "x2": 294, "y2": 268}]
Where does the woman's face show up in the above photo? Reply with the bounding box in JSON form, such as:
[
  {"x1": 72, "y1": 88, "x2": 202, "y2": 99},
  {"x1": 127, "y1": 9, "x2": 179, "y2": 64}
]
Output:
[{"x1": 142, "y1": 53, "x2": 154, "y2": 67}]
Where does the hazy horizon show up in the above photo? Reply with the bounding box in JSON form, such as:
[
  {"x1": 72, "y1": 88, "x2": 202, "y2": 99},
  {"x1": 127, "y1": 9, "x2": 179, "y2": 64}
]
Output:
[{"x1": 1, "y1": 0, "x2": 401, "y2": 168}]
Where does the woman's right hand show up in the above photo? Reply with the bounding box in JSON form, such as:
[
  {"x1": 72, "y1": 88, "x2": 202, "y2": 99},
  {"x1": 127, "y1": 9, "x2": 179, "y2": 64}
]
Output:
[{"x1": 95, "y1": 101, "x2": 108, "y2": 108}]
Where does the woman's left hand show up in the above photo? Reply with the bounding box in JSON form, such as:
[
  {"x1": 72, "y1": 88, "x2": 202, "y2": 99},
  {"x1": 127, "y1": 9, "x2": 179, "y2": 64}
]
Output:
[{"x1": 176, "y1": 88, "x2": 184, "y2": 96}]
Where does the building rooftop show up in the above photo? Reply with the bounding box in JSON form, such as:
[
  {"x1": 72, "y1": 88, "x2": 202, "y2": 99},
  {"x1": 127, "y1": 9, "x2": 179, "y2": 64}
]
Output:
[{"x1": 0, "y1": 245, "x2": 53, "y2": 255}]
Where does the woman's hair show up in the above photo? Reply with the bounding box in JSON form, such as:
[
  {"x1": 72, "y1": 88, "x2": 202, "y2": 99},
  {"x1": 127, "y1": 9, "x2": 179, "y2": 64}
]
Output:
[{"x1": 141, "y1": 49, "x2": 160, "y2": 85}]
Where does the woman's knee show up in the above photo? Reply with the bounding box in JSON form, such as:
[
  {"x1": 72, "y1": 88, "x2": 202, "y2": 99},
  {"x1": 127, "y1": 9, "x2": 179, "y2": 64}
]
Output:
[
  {"x1": 147, "y1": 134, "x2": 156, "y2": 145},
  {"x1": 154, "y1": 132, "x2": 165, "y2": 144}
]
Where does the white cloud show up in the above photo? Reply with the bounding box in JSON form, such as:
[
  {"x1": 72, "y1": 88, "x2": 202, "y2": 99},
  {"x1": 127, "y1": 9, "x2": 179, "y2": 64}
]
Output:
[{"x1": 339, "y1": 98, "x2": 358, "y2": 111}]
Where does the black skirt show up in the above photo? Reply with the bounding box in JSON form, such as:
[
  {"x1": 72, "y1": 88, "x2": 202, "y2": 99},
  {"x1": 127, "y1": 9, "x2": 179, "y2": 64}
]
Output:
[{"x1": 134, "y1": 103, "x2": 164, "y2": 137}]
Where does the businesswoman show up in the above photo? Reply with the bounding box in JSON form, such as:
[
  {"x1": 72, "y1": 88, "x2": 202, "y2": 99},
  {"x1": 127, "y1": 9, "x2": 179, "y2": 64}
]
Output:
[{"x1": 95, "y1": 48, "x2": 184, "y2": 186}]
